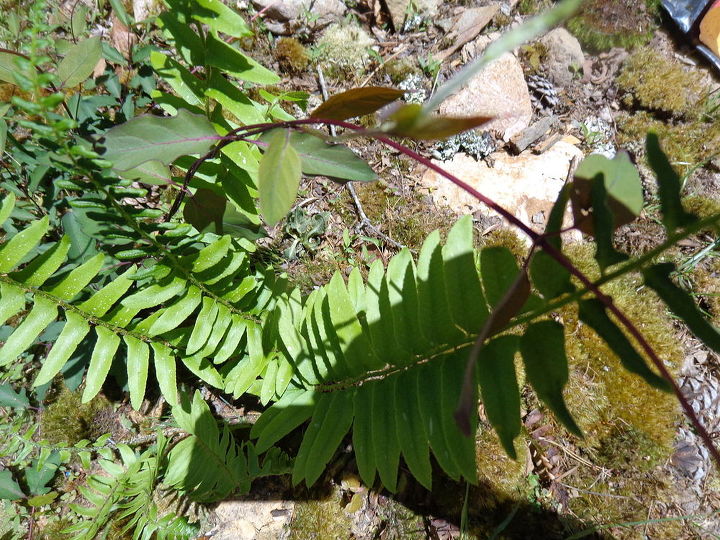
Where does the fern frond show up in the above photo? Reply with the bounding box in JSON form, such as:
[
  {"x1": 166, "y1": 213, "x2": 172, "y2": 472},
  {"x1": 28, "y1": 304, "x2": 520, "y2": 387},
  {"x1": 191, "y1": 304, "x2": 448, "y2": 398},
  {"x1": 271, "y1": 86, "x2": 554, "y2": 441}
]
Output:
[
  {"x1": 252, "y1": 216, "x2": 503, "y2": 490},
  {"x1": 164, "y1": 390, "x2": 292, "y2": 502},
  {"x1": 0, "y1": 191, "x2": 285, "y2": 408}
]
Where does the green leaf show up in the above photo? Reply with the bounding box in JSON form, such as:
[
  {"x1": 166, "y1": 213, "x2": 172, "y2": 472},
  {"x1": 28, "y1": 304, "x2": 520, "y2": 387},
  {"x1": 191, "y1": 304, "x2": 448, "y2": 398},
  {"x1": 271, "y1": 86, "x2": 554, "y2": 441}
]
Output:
[
  {"x1": 183, "y1": 188, "x2": 226, "y2": 233},
  {"x1": 150, "y1": 51, "x2": 204, "y2": 107},
  {"x1": 530, "y1": 251, "x2": 574, "y2": 300},
  {"x1": 293, "y1": 391, "x2": 353, "y2": 487},
  {"x1": 531, "y1": 185, "x2": 575, "y2": 299},
  {"x1": 0, "y1": 118, "x2": 6, "y2": 155},
  {"x1": 478, "y1": 335, "x2": 521, "y2": 458},
  {"x1": 383, "y1": 104, "x2": 492, "y2": 140},
  {"x1": 0, "y1": 51, "x2": 21, "y2": 84},
  {"x1": 46, "y1": 253, "x2": 105, "y2": 300},
  {"x1": 57, "y1": 36, "x2": 102, "y2": 88},
  {"x1": 153, "y1": 342, "x2": 178, "y2": 405},
  {"x1": 571, "y1": 152, "x2": 643, "y2": 235},
  {"x1": 34, "y1": 312, "x2": 90, "y2": 386},
  {"x1": 309, "y1": 86, "x2": 405, "y2": 121},
  {"x1": 589, "y1": 174, "x2": 629, "y2": 272},
  {"x1": 77, "y1": 265, "x2": 136, "y2": 317},
  {"x1": 0, "y1": 283, "x2": 25, "y2": 327},
  {"x1": 643, "y1": 263, "x2": 720, "y2": 354},
  {"x1": 0, "y1": 470, "x2": 23, "y2": 500},
  {"x1": 0, "y1": 383, "x2": 29, "y2": 408},
  {"x1": 82, "y1": 327, "x2": 121, "y2": 402},
  {"x1": 27, "y1": 491, "x2": 58, "y2": 507},
  {"x1": 191, "y1": 0, "x2": 252, "y2": 38},
  {"x1": 101, "y1": 109, "x2": 219, "y2": 173},
  {"x1": 109, "y1": 0, "x2": 133, "y2": 25},
  {"x1": 205, "y1": 33, "x2": 279, "y2": 85},
  {"x1": 251, "y1": 388, "x2": 316, "y2": 453},
  {"x1": 114, "y1": 159, "x2": 173, "y2": 185},
  {"x1": 10, "y1": 236, "x2": 72, "y2": 287},
  {"x1": 148, "y1": 285, "x2": 202, "y2": 336},
  {"x1": 394, "y1": 369, "x2": 432, "y2": 490},
  {"x1": 125, "y1": 336, "x2": 149, "y2": 410},
  {"x1": 0, "y1": 192, "x2": 15, "y2": 225},
  {"x1": 257, "y1": 129, "x2": 376, "y2": 182},
  {"x1": 258, "y1": 130, "x2": 302, "y2": 226},
  {"x1": 520, "y1": 321, "x2": 582, "y2": 437},
  {"x1": 0, "y1": 297, "x2": 57, "y2": 367},
  {"x1": 645, "y1": 132, "x2": 697, "y2": 232},
  {"x1": 578, "y1": 299, "x2": 671, "y2": 391},
  {"x1": 371, "y1": 379, "x2": 401, "y2": 491},
  {"x1": 25, "y1": 453, "x2": 61, "y2": 495},
  {"x1": 0, "y1": 215, "x2": 50, "y2": 272}
]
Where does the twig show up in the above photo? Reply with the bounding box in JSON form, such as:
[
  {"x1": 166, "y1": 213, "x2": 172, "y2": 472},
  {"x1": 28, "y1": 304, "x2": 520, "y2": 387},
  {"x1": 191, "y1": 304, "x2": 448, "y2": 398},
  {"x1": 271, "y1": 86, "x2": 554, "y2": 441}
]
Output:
[{"x1": 317, "y1": 66, "x2": 404, "y2": 249}]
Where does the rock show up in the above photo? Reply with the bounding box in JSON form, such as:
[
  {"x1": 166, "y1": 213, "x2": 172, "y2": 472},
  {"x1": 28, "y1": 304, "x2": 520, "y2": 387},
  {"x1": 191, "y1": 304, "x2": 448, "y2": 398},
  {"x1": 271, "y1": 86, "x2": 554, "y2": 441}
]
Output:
[
  {"x1": 539, "y1": 28, "x2": 585, "y2": 87},
  {"x1": 435, "y1": 5, "x2": 499, "y2": 61},
  {"x1": 439, "y1": 52, "x2": 532, "y2": 141},
  {"x1": 385, "y1": 0, "x2": 440, "y2": 31},
  {"x1": 252, "y1": 0, "x2": 345, "y2": 35},
  {"x1": 420, "y1": 141, "x2": 584, "y2": 239},
  {"x1": 210, "y1": 499, "x2": 295, "y2": 540}
]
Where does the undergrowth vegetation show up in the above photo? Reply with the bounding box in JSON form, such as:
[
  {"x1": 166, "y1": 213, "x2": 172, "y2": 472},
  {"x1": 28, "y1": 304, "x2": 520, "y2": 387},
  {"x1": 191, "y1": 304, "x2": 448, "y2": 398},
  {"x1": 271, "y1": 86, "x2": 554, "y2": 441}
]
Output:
[{"x1": 0, "y1": 0, "x2": 719, "y2": 537}]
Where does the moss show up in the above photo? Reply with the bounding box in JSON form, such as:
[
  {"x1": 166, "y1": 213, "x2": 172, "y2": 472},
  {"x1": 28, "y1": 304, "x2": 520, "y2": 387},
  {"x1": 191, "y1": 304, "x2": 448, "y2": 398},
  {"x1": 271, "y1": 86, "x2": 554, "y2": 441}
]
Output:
[
  {"x1": 474, "y1": 427, "x2": 527, "y2": 510},
  {"x1": 288, "y1": 489, "x2": 355, "y2": 539},
  {"x1": 692, "y1": 257, "x2": 720, "y2": 325},
  {"x1": 40, "y1": 387, "x2": 111, "y2": 445},
  {"x1": 517, "y1": 0, "x2": 553, "y2": 15},
  {"x1": 561, "y1": 243, "x2": 681, "y2": 463},
  {"x1": 275, "y1": 37, "x2": 310, "y2": 73},
  {"x1": 481, "y1": 227, "x2": 528, "y2": 262},
  {"x1": 315, "y1": 23, "x2": 374, "y2": 80},
  {"x1": 617, "y1": 48, "x2": 706, "y2": 116},
  {"x1": 617, "y1": 110, "x2": 720, "y2": 167},
  {"x1": 566, "y1": 0, "x2": 655, "y2": 52},
  {"x1": 682, "y1": 195, "x2": 720, "y2": 223},
  {"x1": 383, "y1": 57, "x2": 419, "y2": 85}
]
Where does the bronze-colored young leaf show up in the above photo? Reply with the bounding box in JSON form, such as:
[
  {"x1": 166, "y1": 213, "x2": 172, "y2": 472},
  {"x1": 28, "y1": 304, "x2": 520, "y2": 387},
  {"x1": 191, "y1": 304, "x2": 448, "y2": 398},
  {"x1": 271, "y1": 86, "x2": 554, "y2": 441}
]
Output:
[
  {"x1": 382, "y1": 103, "x2": 492, "y2": 140},
  {"x1": 309, "y1": 87, "x2": 405, "y2": 121},
  {"x1": 258, "y1": 130, "x2": 302, "y2": 226},
  {"x1": 645, "y1": 133, "x2": 697, "y2": 233}
]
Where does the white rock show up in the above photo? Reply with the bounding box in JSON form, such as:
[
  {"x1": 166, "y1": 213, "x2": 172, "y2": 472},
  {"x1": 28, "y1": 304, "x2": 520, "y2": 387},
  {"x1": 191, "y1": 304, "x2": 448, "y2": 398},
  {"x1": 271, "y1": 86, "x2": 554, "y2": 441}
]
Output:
[
  {"x1": 539, "y1": 28, "x2": 585, "y2": 87},
  {"x1": 439, "y1": 52, "x2": 532, "y2": 141},
  {"x1": 420, "y1": 141, "x2": 584, "y2": 241}
]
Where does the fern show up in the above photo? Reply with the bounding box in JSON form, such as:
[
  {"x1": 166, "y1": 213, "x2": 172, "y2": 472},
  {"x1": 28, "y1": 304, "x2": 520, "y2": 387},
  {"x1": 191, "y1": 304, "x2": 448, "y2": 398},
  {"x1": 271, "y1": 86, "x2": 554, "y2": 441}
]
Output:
[
  {"x1": 65, "y1": 435, "x2": 199, "y2": 540},
  {"x1": 164, "y1": 390, "x2": 292, "y2": 502},
  {"x1": 0, "y1": 189, "x2": 285, "y2": 408},
  {"x1": 251, "y1": 216, "x2": 519, "y2": 490}
]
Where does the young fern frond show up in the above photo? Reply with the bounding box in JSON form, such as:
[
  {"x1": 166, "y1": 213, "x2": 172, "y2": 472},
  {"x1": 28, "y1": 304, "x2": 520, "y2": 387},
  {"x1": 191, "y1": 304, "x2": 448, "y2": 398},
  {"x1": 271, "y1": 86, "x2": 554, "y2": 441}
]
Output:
[
  {"x1": 164, "y1": 390, "x2": 292, "y2": 502},
  {"x1": 65, "y1": 435, "x2": 199, "y2": 540}
]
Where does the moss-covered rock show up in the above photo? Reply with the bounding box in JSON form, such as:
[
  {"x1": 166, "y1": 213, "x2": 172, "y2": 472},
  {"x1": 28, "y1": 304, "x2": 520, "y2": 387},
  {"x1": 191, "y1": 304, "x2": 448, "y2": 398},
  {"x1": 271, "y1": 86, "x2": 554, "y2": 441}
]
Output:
[
  {"x1": 567, "y1": 0, "x2": 656, "y2": 52},
  {"x1": 617, "y1": 47, "x2": 706, "y2": 116}
]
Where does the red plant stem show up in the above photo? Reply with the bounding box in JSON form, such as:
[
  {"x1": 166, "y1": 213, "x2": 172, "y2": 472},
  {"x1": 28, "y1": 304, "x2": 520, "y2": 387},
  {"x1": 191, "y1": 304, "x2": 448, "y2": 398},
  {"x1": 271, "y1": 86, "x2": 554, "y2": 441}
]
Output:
[{"x1": 183, "y1": 117, "x2": 720, "y2": 466}]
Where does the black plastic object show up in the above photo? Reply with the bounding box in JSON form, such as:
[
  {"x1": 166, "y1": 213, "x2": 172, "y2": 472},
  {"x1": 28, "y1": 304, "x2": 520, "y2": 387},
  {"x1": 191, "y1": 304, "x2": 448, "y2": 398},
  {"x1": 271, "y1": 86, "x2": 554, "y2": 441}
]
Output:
[{"x1": 663, "y1": 0, "x2": 720, "y2": 71}]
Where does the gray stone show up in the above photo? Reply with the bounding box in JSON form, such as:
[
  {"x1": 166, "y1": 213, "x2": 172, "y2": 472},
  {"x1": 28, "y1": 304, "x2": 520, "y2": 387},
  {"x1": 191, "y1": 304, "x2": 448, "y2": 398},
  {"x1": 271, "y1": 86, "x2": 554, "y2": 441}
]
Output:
[
  {"x1": 386, "y1": 0, "x2": 440, "y2": 32},
  {"x1": 539, "y1": 28, "x2": 585, "y2": 87},
  {"x1": 439, "y1": 52, "x2": 532, "y2": 141},
  {"x1": 252, "y1": 0, "x2": 345, "y2": 34}
]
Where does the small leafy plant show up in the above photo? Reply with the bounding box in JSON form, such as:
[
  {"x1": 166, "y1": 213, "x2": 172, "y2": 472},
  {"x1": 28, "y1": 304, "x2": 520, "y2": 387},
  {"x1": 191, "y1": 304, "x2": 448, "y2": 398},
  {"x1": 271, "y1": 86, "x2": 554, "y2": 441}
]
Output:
[{"x1": 0, "y1": 0, "x2": 719, "y2": 536}]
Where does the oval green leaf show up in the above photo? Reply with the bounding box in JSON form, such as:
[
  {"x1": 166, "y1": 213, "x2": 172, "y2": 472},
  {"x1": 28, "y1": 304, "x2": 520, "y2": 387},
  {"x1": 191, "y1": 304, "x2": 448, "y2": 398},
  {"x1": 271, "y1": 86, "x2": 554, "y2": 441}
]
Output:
[{"x1": 258, "y1": 130, "x2": 302, "y2": 226}]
